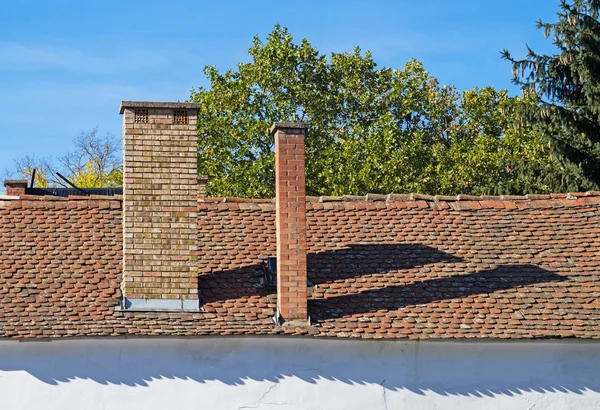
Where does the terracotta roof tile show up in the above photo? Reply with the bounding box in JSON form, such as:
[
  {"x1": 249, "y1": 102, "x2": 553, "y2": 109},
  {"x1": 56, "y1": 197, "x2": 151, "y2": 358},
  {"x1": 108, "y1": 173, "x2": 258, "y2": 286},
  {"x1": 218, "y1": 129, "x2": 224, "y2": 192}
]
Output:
[{"x1": 0, "y1": 194, "x2": 599, "y2": 339}]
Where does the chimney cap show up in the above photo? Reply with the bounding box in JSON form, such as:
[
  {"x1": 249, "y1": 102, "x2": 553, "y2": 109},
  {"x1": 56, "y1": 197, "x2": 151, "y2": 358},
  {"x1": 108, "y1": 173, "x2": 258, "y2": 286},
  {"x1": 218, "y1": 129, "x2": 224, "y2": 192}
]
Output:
[
  {"x1": 4, "y1": 180, "x2": 28, "y2": 187},
  {"x1": 119, "y1": 101, "x2": 201, "y2": 114},
  {"x1": 270, "y1": 121, "x2": 309, "y2": 135}
]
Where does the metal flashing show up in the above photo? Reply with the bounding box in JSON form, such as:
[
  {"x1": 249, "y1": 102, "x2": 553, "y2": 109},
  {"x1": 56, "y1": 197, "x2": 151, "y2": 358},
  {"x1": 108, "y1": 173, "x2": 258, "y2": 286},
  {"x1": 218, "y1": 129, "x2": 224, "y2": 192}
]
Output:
[{"x1": 120, "y1": 298, "x2": 201, "y2": 312}]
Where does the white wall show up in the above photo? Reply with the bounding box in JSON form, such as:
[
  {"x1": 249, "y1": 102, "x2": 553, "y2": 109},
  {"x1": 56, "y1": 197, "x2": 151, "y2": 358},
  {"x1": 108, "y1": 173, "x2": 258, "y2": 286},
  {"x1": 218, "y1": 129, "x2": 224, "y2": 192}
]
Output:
[{"x1": 0, "y1": 337, "x2": 598, "y2": 410}]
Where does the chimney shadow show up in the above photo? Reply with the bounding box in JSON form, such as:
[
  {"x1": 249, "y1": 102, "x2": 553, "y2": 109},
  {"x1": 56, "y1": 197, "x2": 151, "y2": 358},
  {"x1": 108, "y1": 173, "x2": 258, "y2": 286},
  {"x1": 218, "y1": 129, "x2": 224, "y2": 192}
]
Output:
[
  {"x1": 199, "y1": 243, "x2": 565, "y2": 325},
  {"x1": 198, "y1": 243, "x2": 462, "y2": 305},
  {"x1": 308, "y1": 243, "x2": 463, "y2": 284},
  {"x1": 199, "y1": 264, "x2": 271, "y2": 306},
  {"x1": 199, "y1": 243, "x2": 461, "y2": 306},
  {"x1": 311, "y1": 263, "x2": 566, "y2": 321}
]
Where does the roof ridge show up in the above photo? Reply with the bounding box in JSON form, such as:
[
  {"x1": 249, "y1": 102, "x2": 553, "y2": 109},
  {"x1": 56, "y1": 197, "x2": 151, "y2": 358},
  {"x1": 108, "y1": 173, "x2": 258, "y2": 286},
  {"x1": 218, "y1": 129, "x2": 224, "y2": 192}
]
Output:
[
  {"x1": 197, "y1": 194, "x2": 600, "y2": 212},
  {"x1": 5, "y1": 191, "x2": 600, "y2": 206},
  {"x1": 198, "y1": 191, "x2": 600, "y2": 203}
]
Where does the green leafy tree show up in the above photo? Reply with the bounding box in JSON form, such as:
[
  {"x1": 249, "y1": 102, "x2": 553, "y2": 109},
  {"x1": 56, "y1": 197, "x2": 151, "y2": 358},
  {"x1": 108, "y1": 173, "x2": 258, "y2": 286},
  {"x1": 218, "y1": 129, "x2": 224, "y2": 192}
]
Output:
[
  {"x1": 436, "y1": 88, "x2": 575, "y2": 195},
  {"x1": 502, "y1": 0, "x2": 600, "y2": 191},
  {"x1": 192, "y1": 25, "x2": 568, "y2": 197}
]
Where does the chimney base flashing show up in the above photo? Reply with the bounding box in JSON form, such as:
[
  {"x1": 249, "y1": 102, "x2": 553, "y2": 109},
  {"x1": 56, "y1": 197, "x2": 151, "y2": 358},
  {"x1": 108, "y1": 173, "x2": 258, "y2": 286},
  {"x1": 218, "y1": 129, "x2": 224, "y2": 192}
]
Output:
[
  {"x1": 273, "y1": 311, "x2": 311, "y2": 328},
  {"x1": 119, "y1": 298, "x2": 201, "y2": 312},
  {"x1": 276, "y1": 319, "x2": 312, "y2": 328}
]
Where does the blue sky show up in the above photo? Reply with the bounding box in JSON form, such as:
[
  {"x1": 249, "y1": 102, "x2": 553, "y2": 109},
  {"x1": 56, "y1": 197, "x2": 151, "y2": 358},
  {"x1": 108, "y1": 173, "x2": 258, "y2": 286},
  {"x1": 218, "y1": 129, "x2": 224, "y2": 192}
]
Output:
[{"x1": 0, "y1": 0, "x2": 558, "y2": 176}]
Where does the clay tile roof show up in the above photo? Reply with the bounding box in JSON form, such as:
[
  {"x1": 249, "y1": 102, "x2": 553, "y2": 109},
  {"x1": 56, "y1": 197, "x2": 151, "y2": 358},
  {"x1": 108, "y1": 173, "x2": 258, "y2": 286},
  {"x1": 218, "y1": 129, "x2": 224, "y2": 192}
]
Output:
[{"x1": 1, "y1": 193, "x2": 600, "y2": 340}]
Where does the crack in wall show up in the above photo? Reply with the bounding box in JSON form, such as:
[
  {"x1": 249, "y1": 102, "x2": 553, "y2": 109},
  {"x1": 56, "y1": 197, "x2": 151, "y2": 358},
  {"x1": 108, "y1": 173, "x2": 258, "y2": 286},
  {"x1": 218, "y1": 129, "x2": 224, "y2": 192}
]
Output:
[
  {"x1": 380, "y1": 379, "x2": 389, "y2": 410},
  {"x1": 238, "y1": 379, "x2": 280, "y2": 409},
  {"x1": 523, "y1": 395, "x2": 538, "y2": 410}
]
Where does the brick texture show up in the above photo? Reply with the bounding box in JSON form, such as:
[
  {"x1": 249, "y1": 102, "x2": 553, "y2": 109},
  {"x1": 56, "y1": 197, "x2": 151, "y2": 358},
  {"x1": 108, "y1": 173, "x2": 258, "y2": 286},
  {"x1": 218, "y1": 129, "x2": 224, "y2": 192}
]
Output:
[
  {"x1": 273, "y1": 123, "x2": 309, "y2": 323},
  {"x1": 121, "y1": 103, "x2": 200, "y2": 304},
  {"x1": 4, "y1": 180, "x2": 27, "y2": 196}
]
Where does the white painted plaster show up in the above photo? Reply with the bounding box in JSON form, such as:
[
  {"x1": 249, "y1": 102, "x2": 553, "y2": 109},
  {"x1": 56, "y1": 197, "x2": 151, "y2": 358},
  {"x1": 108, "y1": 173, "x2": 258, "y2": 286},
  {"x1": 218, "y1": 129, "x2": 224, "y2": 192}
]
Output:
[{"x1": 0, "y1": 337, "x2": 598, "y2": 410}]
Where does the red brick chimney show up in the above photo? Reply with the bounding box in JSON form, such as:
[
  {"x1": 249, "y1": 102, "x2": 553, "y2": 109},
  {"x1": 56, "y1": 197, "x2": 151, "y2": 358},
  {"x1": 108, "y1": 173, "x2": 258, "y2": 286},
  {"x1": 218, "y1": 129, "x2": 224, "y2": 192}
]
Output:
[
  {"x1": 119, "y1": 101, "x2": 201, "y2": 311},
  {"x1": 4, "y1": 180, "x2": 28, "y2": 196},
  {"x1": 270, "y1": 122, "x2": 309, "y2": 325}
]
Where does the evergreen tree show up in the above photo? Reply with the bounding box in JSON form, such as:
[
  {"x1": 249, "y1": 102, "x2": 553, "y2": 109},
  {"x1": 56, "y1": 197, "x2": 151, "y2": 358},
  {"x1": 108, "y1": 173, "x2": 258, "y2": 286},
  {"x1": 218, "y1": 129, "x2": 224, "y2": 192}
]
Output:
[{"x1": 502, "y1": 0, "x2": 600, "y2": 191}]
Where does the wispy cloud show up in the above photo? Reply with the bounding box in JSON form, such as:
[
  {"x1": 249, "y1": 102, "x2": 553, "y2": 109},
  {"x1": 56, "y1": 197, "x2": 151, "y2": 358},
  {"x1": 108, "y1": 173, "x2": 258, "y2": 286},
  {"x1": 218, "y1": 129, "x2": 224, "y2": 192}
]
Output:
[
  {"x1": 311, "y1": 18, "x2": 531, "y2": 64},
  {"x1": 0, "y1": 80, "x2": 189, "y2": 168},
  {"x1": 0, "y1": 41, "x2": 194, "y2": 74},
  {"x1": 318, "y1": 31, "x2": 495, "y2": 62},
  {"x1": 0, "y1": 80, "x2": 187, "y2": 127}
]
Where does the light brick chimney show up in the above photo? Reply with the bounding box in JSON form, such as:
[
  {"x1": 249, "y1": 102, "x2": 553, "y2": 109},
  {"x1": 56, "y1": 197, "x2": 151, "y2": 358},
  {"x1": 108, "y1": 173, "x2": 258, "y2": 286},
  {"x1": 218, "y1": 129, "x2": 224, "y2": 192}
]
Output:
[
  {"x1": 119, "y1": 101, "x2": 201, "y2": 311},
  {"x1": 270, "y1": 122, "x2": 309, "y2": 325}
]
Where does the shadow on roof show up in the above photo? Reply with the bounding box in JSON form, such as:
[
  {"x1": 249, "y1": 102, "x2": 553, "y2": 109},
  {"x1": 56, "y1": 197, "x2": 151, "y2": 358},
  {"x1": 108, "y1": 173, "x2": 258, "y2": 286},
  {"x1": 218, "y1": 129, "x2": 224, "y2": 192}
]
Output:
[
  {"x1": 308, "y1": 243, "x2": 464, "y2": 283},
  {"x1": 200, "y1": 243, "x2": 463, "y2": 305},
  {"x1": 200, "y1": 244, "x2": 565, "y2": 323},
  {"x1": 312, "y1": 263, "x2": 566, "y2": 321}
]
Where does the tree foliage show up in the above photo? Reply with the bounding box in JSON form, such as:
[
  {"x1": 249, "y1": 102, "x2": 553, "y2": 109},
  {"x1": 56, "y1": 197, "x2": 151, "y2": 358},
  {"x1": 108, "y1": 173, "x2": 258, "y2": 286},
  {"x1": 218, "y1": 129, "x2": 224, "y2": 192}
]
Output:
[
  {"x1": 9, "y1": 155, "x2": 53, "y2": 188},
  {"x1": 192, "y1": 25, "x2": 564, "y2": 197},
  {"x1": 502, "y1": 0, "x2": 600, "y2": 191},
  {"x1": 7, "y1": 128, "x2": 122, "y2": 188}
]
